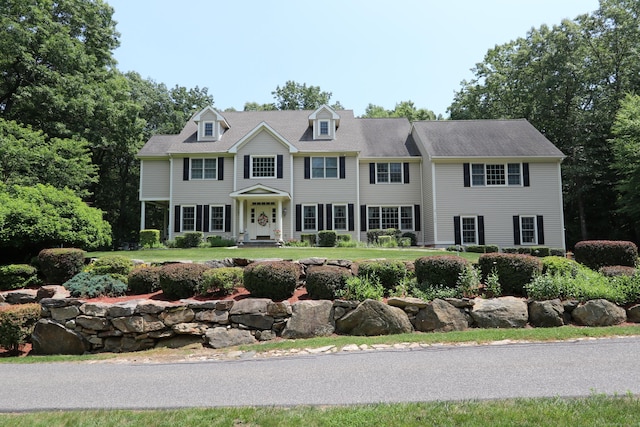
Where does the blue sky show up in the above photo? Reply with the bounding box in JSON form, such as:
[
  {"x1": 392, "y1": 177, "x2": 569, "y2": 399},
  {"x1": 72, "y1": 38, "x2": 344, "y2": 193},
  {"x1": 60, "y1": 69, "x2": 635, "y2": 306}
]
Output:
[{"x1": 109, "y1": 0, "x2": 600, "y2": 117}]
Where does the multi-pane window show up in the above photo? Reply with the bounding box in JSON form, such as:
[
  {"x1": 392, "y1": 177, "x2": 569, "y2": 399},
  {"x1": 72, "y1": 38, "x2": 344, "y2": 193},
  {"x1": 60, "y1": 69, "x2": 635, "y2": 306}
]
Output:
[
  {"x1": 368, "y1": 206, "x2": 413, "y2": 230},
  {"x1": 333, "y1": 205, "x2": 347, "y2": 230},
  {"x1": 376, "y1": 163, "x2": 402, "y2": 183},
  {"x1": 520, "y1": 216, "x2": 536, "y2": 244},
  {"x1": 471, "y1": 163, "x2": 522, "y2": 187},
  {"x1": 400, "y1": 206, "x2": 413, "y2": 230},
  {"x1": 312, "y1": 157, "x2": 338, "y2": 178},
  {"x1": 485, "y1": 164, "x2": 505, "y2": 185},
  {"x1": 191, "y1": 158, "x2": 217, "y2": 179},
  {"x1": 471, "y1": 164, "x2": 485, "y2": 186},
  {"x1": 251, "y1": 156, "x2": 275, "y2": 178},
  {"x1": 507, "y1": 163, "x2": 521, "y2": 185},
  {"x1": 319, "y1": 121, "x2": 329, "y2": 135},
  {"x1": 182, "y1": 206, "x2": 195, "y2": 232},
  {"x1": 210, "y1": 206, "x2": 224, "y2": 231},
  {"x1": 461, "y1": 216, "x2": 477, "y2": 244},
  {"x1": 303, "y1": 205, "x2": 317, "y2": 231},
  {"x1": 204, "y1": 122, "x2": 214, "y2": 137},
  {"x1": 381, "y1": 207, "x2": 398, "y2": 229}
]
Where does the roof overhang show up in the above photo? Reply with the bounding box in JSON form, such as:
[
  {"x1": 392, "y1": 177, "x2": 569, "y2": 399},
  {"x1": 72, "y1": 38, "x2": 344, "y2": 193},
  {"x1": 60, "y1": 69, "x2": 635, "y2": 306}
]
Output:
[
  {"x1": 228, "y1": 122, "x2": 299, "y2": 154},
  {"x1": 230, "y1": 184, "x2": 292, "y2": 200}
]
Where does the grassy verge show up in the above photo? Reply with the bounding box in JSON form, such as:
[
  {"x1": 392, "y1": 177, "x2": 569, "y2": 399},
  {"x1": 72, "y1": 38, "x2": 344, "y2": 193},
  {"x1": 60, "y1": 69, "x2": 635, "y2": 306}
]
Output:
[{"x1": 1, "y1": 394, "x2": 639, "y2": 426}]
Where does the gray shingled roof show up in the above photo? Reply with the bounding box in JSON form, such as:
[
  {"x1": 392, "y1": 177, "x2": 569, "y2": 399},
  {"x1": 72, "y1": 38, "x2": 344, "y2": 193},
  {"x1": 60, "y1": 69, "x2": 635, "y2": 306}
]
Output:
[
  {"x1": 137, "y1": 109, "x2": 419, "y2": 158},
  {"x1": 412, "y1": 119, "x2": 565, "y2": 159}
]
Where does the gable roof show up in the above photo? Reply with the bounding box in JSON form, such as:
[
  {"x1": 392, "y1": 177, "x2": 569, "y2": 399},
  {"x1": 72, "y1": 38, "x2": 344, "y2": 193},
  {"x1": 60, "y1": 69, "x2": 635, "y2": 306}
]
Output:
[{"x1": 412, "y1": 119, "x2": 565, "y2": 159}]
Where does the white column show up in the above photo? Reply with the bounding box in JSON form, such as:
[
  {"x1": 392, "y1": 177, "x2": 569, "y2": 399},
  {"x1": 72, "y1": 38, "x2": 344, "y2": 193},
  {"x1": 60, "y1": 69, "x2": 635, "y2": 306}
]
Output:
[
  {"x1": 238, "y1": 199, "x2": 244, "y2": 233},
  {"x1": 140, "y1": 201, "x2": 146, "y2": 230},
  {"x1": 277, "y1": 199, "x2": 283, "y2": 241}
]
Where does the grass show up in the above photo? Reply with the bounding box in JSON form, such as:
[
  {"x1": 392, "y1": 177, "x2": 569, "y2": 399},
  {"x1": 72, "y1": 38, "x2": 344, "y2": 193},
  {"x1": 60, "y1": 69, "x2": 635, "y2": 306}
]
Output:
[{"x1": 1, "y1": 394, "x2": 639, "y2": 426}]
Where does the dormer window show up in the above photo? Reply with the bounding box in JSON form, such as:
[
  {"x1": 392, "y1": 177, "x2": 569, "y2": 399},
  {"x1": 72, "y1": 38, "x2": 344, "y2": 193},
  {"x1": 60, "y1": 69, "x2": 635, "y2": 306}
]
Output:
[
  {"x1": 319, "y1": 121, "x2": 329, "y2": 136},
  {"x1": 192, "y1": 106, "x2": 229, "y2": 142},
  {"x1": 309, "y1": 105, "x2": 340, "y2": 140},
  {"x1": 204, "y1": 122, "x2": 214, "y2": 137}
]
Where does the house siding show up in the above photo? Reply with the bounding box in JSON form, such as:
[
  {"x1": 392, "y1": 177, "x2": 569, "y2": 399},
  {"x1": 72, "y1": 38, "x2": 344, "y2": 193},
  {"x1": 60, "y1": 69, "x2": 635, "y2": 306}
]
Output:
[
  {"x1": 140, "y1": 160, "x2": 170, "y2": 200},
  {"x1": 236, "y1": 130, "x2": 291, "y2": 192}
]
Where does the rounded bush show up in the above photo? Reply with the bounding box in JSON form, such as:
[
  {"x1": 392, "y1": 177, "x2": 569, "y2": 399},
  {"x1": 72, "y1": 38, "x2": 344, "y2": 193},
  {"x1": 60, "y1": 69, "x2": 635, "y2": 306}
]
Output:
[
  {"x1": 127, "y1": 266, "x2": 161, "y2": 294},
  {"x1": 243, "y1": 261, "x2": 299, "y2": 300},
  {"x1": 0, "y1": 303, "x2": 41, "y2": 352},
  {"x1": 357, "y1": 260, "x2": 409, "y2": 294},
  {"x1": 199, "y1": 267, "x2": 244, "y2": 295},
  {"x1": 158, "y1": 263, "x2": 210, "y2": 300},
  {"x1": 317, "y1": 230, "x2": 337, "y2": 247},
  {"x1": 305, "y1": 265, "x2": 352, "y2": 300},
  {"x1": 478, "y1": 253, "x2": 542, "y2": 297},
  {"x1": 414, "y1": 255, "x2": 470, "y2": 289},
  {"x1": 139, "y1": 229, "x2": 161, "y2": 248},
  {"x1": 0, "y1": 264, "x2": 41, "y2": 291},
  {"x1": 63, "y1": 272, "x2": 128, "y2": 298},
  {"x1": 88, "y1": 255, "x2": 134, "y2": 277},
  {"x1": 574, "y1": 240, "x2": 638, "y2": 270},
  {"x1": 38, "y1": 248, "x2": 85, "y2": 284}
]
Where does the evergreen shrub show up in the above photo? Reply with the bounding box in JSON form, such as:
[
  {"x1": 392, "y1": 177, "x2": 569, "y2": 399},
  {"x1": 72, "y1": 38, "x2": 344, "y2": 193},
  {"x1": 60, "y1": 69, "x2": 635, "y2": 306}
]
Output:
[
  {"x1": 139, "y1": 229, "x2": 160, "y2": 248},
  {"x1": 243, "y1": 261, "x2": 299, "y2": 300},
  {"x1": 305, "y1": 265, "x2": 352, "y2": 300},
  {"x1": 158, "y1": 263, "x2": 210, "y2": 300},
  {"x1": 414, "y1": 255, "x2": 470, "y2": 289},
  {"x1": 357, "y1": 259, "x2": 409, "y2": 294},
  {"x1": 200, "y1": 267, "x2": 244, "y2": 295},
  {"x1": 0, "y1": 264, "x2": 41, "y2": 291},
  {"x1": 574, "y1": 240, "x2": 638, "y2": 270},
  {"x1": 182, "y1": 232, "x2": 203, "y2": 248},
  {"x1": 127, "y1": 266, "x2": 161, "y2": 294},
  {"x1": 63, "y1": 272, "x2": 127, "y2": 298},
  {"x1": 478, "y1": 253, "x2": 542, "y2": 297},
  {"x1": 465, "y1": 245, "x2": 499, "y2": 254},
  {"x1": 38, "y1": 248, "x2": 85, "y2": 284},
  {"x1": 318, "y1": 230, "x2": 338, "y2": 247},
  {"x1": 0, "y1": 303, "x2": 41, "y2": 351}
]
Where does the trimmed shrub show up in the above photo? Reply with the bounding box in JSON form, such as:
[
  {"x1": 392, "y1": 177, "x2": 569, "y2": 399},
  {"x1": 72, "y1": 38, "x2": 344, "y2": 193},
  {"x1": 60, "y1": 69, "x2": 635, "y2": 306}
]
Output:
[
  {"x1": 366, "y1": 229, "x2": 384, "y2": 244},
  {"x1": 318, "y1": 230, "x2": 338, "y2": 247},
  {"x1": 207, "y1": 235, "x2": 236, "y2": 247},
  {"x1": 301, "y1": 234, "x2": 317, "y2": 246},
  {"x1": 337, "y1": 234, "x2": 352, "y2": 242},
  {"x1": 38, "y1": 248, "x2": 85, "y2": 284},
  {"x1": 357, "y1": 259, "x2": 409, "y2": 294},
  {"x1": 174, "y1": 236, "x2": 186, "y2": 248},
  {"x1": 63, "y1": 272, "x2": 128, "y2": 298},
  {"x1": 243, "y1": 261, "x2": 300, "y2": 300},
  {"x1": 516, "y1": 247, "x2": 551, "y2": 257},
  {"x1": 574, "y1": 240, "x2": 638, "y2": 270},
  {"x1": 378, "y1": 235, "x2": 397, "y2": 247},
  {"x1": 478, "y1": 253, "x2": 542, "y2": 297},
  {"x1": 446, "y1": 245, "x2": 465, "y2": 252},
  {"x1": 87, "y1": 255, "x2": 134, "y2": 278},
  {"x1": 599, "y1": 265, "x2": 637, "y2": 277},
  {"x1": 398, "y1": 237, "x2": 411, "y2": 247},
  {"x1": 465, "y1": 245, "x2": 499, "y2": 254},
  {"x1": 335, "y1": 275, "x2": 384, "y2": 301},
  {"x1": 158, "y1": 263, "x2": 210, "y2": 300},
  {"x1": 550, "y1": 248, "x2": 566, "y2": 257},
  {"x1": 414, "y1": 255, "x2": 470, "y2": 289},
  {"x1": 0, "y1": 303, "x2": 41, "y2": 351},
  {"x1": 402, "y1": 232, "x2": 417, "y2": 246},
  {"x1": 502, "y1": 247, "x2": 518, "y2": 254},
  {"x1": 0, "y1": 264, "x2": 41, "y2": 291},
  {"x1": 541, "y1": 256, "x2": 580, "y2": 277},
  {"x1": 127, "y1": 266, "x2": 161, "y2": 294},
  {"x1": 199, "y1": 267, "x2": 244, "y2": 295},
  {"x1": 305, "y1": 265, "x2": 352, "y2": 300},
  {"x1": 139, "y1": 229, "x2": 160, "y2": 248},
  {"x1": 182, "y1": 232, "x2": 203, "y2": 248}
]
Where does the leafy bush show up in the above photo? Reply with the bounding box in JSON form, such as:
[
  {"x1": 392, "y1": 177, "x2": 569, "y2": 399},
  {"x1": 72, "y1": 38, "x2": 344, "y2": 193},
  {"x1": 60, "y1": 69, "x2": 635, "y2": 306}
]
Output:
[
  {"x1": 414, "y1": 256, "x2": 470, "y2": 289},
  {"x1": 63, "y1": 272, "x2": 128, "y2": 298},
  {"x1": 139, "y1": 229, "x2": 161, "y2": 248},
  {"x1": 300, "y1": 234, "x2": 317, "y2": 246},
  {"x1": 357, "y1": 259, "x2": 409, "y2": 294},
  {"x1": 174, "y1": 236, "x2": 186, "y2": 248},
  {"x1": 87, "y1": 255, "x2": 134, "y2": 278},
  {"x1": 478, "y1": 253, "x2": 542, "y2": 297},
  {"x1": 284, "y1": 239, "x2": 310, "y2": 247},
  {"x1": 541, "y1": 256, "x2": 580, "y2": 276},
  {"x1": 0, "y1": 264, "x2": 41, "y2": 291},
  {"x1": 465, "y1": 245, "x2": 499, "y2": 254},
  {"x1": 516, "y1": 247, "x2": 551, "y2": 257},
  {"x1": 446, "y1": 245, "x2": 465, "y2": 252},
  {"x1": 243, "y1": 261, "x2": 300, "y2": 300},
  {"x1": 599, "y1": 265, "x2": 637, "y2": 277},
  {"x1": 127, "y1": 266, "x2": 161, "y2": 294},
  {"x1": 366, "y1": 228, "x2": 399, "y2": 245},
  {"x1": 0, "y1": 303, "x2": 41, "y2": 352},
  {"x1": 335, "y1": 275, "x2": 384, "y2": 301},
  {"x1": 207, "y1": 235, "x2": 236, "y2": 247},
  {"x1": 158, "y1": 263, "x2": 210, "y2": 300},
  {"x1": 378, "y1": 235, "x2": 397, "y2": 247},
  {"x1": 550, "y1": 248, "x2": 566, "y2": 257},
  {"x1": 416, "y1": 283, "x2": 463, "y2": 301},
  {"x1": 318, "y1": 230, "x2": 337, "y2": 247},
  {"x1": 182, "y1": 232, "x2": 203, "y2": 248},
  {"x1": 337, "y1": 234, "x2": 357, "y2": 248},
  {"x1": 574, "y1": 240, "x2": 638, "y2": 270},
  {"x1": 401, "y1": 232, "x2": 417, "y2": 246},
  {"x1": 502, "y1": 247, "x2": 518, "y2": 254},
  {"x1": 199, "y1": 267, "x2": 244, "y2": 295},
  {"x1": 397, "y1": 237, "x2": 411, "y2": 247},
  {"x1": 38, "y1": 248, "x2": 85, "y2": 284},
  {"x1": 305, "y1": 265, "x2": 352, "y2": 300}
]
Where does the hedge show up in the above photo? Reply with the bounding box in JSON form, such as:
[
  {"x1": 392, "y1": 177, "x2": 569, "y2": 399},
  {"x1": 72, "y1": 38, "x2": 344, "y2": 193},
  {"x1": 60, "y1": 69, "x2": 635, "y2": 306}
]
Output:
[
  {"x1": 0, "y1": 264, "x2": 41, "y2": 291},
  {"x1": 0, "y1": 303, "x2": 41, "y2": 352},
  {"x1": 414, "y1": 255, "x2": 470, "y2": 289},
  {"x1": 478, "y1": 253, "x2": 543, "y2": 297},
  {"x1": 158, "y1": 263, "x2": 210, "y2": 299},
  {"x1": 139, "y1": 229, "x2": 160, "y2": 248},
  {"x1": 574, "y1": 240, "x2": 638, "y2": 270},
  {"x1": 357, "y1": 259, "x2": 409, "y2": 294},
  {"x1": 127, "y1": 266, "x2": 161, "y2": 294},
  {"x1": 305, "y1": 265, "x2": 352, "y2": 300},
  {"x1": 37, "y1": 248, "x2": 85, "y2": 285},
  {"x1": 199, "y1": 267, "x2": 244, "y2": 295},
  {"x1": 243, "y1": 261, "x2": 299, "y2": 300}
]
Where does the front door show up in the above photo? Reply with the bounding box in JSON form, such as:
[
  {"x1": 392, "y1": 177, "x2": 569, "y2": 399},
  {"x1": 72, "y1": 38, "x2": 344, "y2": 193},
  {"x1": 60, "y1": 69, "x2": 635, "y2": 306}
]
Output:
[{"x1": 248, "y1": 202, "x2": 276, "y2": 240}]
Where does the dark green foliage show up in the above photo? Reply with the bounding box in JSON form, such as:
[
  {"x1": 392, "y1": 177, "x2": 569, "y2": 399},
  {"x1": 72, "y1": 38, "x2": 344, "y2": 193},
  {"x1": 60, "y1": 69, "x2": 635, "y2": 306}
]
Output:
[
  {"x1": 550, "y1": 248, "x2": 566, "y2": 257},
  {"x1": 541, "y1": 256, "x2": 580, "y2": 276},
  {"x1": 478, "y1": 253, "x2": 543, "y2": 297},
  {"x1": 337, "y1": 234, "x2": 352, "y2": 242},
  {"x1": 63, "y1": 272, "x2": 127, "y2": 298},
  {"x1": 0, "y1": 304, "x2": 41, "y2": 351},
  {"x1": 599, "y1": 266, "x2": 637, "y2": 277},
  {"x1": 357, "y1": 259, "x2": 409, "y2": 294},
  {"x1": 516, "y1": 247, "x2": 551, "y2": 257},
  {"x1": 502, "y1": 248, "x2": 518, "y2": 254},
  {"x1": 0, "y1": 264, "x2": 41, "y2": 291},
  {"x1": 199, "y1": 267, "x2": 244, "y2": 295},
  {"x1": 401, "y1": 232, "x2": 417, "y2": 246},
  {"x1": 207, "y1": 235, "x2": 236, "y2": 247},
  {"x1": 38, "y1": 248, "x2": 85, "y2": 285},
  {"x1": 317, "y1": 230, "x2": 337, "y2": 247},
  {"x1": 182, "y1": 232, "x2": 203, "y2": 248},
  {"x1": 139, "y1": 229, "x2": 160, "y2": 248},
  {"x1": 174, "y1": 236, "x2": 186, "y2": 248},
  {"x1": 465, "y1": 245, "x2": 499, "y2": 254},
  {"x1": 127, "y1": 266, "x2": 161, "y2": 294},
  {"x1": 305, "y1": 265, "x2": 352, "y2": 300},
  {"x1": 87, "y1": 255, "x2": 134, "y2": 277},
  {"x1": 243, "y1": 261, "x2": 300, "y2": 300},
  {"x1": 574, "y1": 240, "x2": 638, "y2": 270},
  {"x1": 366, "y1": 228, "x2": 399, "y2": 245},
  {"x1": 414, "y1": 256, "x2": 470, "y2": 289},
  {"x1": 158, "y1": 263, "x2": 210, "y2": 300},
  {"x1": 300, "y1": 234, "x2": 316, "y2": 246}
]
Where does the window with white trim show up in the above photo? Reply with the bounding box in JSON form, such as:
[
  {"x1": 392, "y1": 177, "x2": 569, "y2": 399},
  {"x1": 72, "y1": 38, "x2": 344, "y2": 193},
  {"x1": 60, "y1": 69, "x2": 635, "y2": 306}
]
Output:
[
  {"x1": 190, "y1": 158, "x2": 217, "y2": 179},
  {"x1": 520, "y1": 215, "x2": 537, "y2": 244},
  {"x1": 312, "y1": 157, "x2": 338, "y2": 178},
  {"x1": 303, "y1": 205, "x2": 317, "y2": 231},
  {"x1": 209, "y1": 205, "x2": 224, "y2": 231},
  {"x1": 333, "y1": 204, "x2": 347, "y2": 230},
  {"x1": 204, "y1": 122, "x2": 214, "y2": 137},
  {"x1": 472, "y1": 163, "x2": 522, "y2": 187},
  {"x1": 367, "y1": 206, "x2": 413, "y2": 230},
  {"x1": 251, "y1": 155, "x2": 276, "y2": 178},
  {"x1": 376, "y1": 162, "x2": 402, "y2": 183},
  {"x1": 181, "y1": 206, "x2": 196, "y2": 232},
  {"x1": 461, "y1": 216, "x2": 478, "y2": 245},
  {"x1": 319, "y1": 120, "x2": 329, "y2": 136}
]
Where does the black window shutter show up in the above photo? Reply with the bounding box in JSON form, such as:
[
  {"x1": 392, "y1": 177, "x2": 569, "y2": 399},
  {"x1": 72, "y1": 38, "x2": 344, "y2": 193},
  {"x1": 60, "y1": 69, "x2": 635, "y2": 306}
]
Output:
[
  {"x1": 403, "y1": 162, "x2": 410, "y2": 184},
  {"x1": 225, "y1": 205, "x2": 231, "y2": 232},
  {"x1": 174, "y1": 205, "x2": 181, "y2": 232},
  {"x1": 414, "y1": 205, "x2": 421, "y2": 231},
  {"x1": 244, "y1": 155, "x2": 250, "y2": 179},
  {"x1": 463, "y1": 163, "x2": 470, "y2": 187},
  {"x1": 369, "y1": 163, "x2": 375, "y2": 184},
  {"x1": 183, "y1": 158, "x2": 190, "y2": 181},
  {"x1": 454, "y1": 216, "x2": 461, "y2": 245},
  {"x1": 348, "y1": 204, "x2": 355, "y2": 231},
  {"x1": 536, "y1": 215, "x2": 544, "y2": 245},
  {"x1": 513, "y1": 216, "x2": 521, "y2": 245},
  {"x1": 360, "y1": 205, "x2": 367, "y2": 231},
  {"x1": 317, "y1": 204, "x2": 324, "y2": 231},
  {"x1": 326, "y1": 204, "x2": 333, "y2": 230},
  {"x1": 523, "y1": 163, "x2": 530, "y2": 187},
  {"x1": 478, "y1": 215, "x2": 485, "y2": 245},
  {"x1": 196, "y1": 205, "x2": 203, "y2": 232},
  {"x1": 295, "y1": 204, "x2": 302, "y2": 232},
  {"x1": 304, "y1": 157, "x2": 310, "y2": 179},
  {"x1": 203, "y1": 205, "x2": 210, "y2": 232},
  {"x1": 339, "y1": 157, "x2": 346, "y2": 179},
  {"x1": 277, "y1": 154, "x2": 283, "y2": 179},
  {"x1": 218, "y1": 157, "x2": 224, "y2": 181}
]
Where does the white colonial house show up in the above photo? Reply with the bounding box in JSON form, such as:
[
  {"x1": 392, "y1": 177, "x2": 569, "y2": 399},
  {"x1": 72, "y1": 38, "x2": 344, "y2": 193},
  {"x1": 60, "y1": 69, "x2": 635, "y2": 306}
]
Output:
[{"x1": 137, "y1": 105, "x2": 566, "y2": 249}]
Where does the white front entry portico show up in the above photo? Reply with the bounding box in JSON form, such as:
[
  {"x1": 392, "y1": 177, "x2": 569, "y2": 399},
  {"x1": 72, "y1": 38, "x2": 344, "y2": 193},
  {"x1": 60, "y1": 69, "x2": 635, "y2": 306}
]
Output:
[{"x1": 230, "y1": 184, "x2": 291, "y2": 242}]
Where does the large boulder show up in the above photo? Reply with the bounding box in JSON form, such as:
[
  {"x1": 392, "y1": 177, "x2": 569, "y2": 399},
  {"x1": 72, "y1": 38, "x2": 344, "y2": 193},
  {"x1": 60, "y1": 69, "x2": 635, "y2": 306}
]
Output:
[
  {"x1": 414, "y1": 299, "x2": 468, "y2": 332},
  {"x1": 31, "y1": 319, "x2": 87, "y2": 355},
  {"x1": 627, "y1": 304, "x2": 640, "y2": 323},
  {"x1": 282, "y1": 300, "x2": 334, "y2": 339},
  {"x1": 335, "y1": 299, "x2": 413, "y2": 336},
  {"x1": 528, "y1": 299, "x2": 564, "y2": 327},
  {"x1": 205, "y1": 327, "x2": 257, "y2": 349},
  {"x1": 470, "y1": 297, "x2": 528, "y2": 328},
  {"x1": 571, "y1": 299, "x2": 626, "y2": 326}
]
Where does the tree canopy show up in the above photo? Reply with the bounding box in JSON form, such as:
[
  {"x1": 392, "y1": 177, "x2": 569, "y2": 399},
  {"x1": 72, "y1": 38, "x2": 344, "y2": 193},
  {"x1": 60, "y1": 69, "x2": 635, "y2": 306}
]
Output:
[
  {"x1": 362, "y1": 101, "x2": 438, "y2": 121},
  {"x1": 245, "y1": 81, "x2": 343, "y2": 111}
]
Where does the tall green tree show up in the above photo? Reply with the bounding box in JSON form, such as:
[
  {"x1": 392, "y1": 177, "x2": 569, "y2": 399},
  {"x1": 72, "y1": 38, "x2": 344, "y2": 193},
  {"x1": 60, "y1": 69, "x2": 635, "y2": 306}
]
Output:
[
  {"x1": 244, "y1": 81, "x2": 342, "y2": 111},
  {"x1": 363, "y1": 101, "x2": 437, "y2": 121}
]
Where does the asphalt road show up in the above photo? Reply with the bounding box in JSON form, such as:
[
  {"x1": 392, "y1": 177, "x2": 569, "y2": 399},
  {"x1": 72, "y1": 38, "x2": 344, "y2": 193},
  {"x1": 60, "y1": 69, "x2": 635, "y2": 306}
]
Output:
[{"x1": 2, "y1": 337, "x2": 639, "y2": 411}]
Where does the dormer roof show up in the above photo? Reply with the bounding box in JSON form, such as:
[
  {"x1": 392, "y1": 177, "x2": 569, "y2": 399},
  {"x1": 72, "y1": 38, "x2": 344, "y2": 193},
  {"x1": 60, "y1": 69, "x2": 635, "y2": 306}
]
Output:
[
  {"x1": 308, "y1": 105, "x2": 340, "y2": 127},
  {"x1": 193, "y1": 106, "x2": 230, "y2": 129}
]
